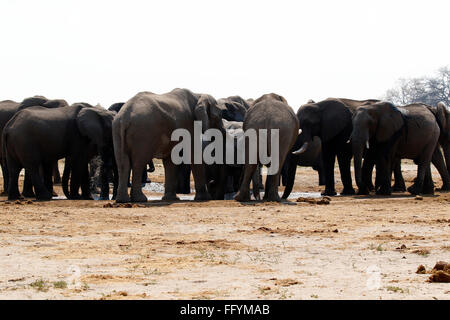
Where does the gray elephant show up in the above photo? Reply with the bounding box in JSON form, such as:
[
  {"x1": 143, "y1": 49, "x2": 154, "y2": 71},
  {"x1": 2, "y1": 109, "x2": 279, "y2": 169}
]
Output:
[
  {"x1": 218, "y1": 96, "x2": 251, "y2": 122},
  {"x1": 292, "y1": 99, "x2": 355, "y2": 196},
  {"x1": 234, "y1": 93, "x2": 299, "y2": 202},
  {"x1": 385, "y1": 102, "x2": 450, "y2": 192},
  {"x1": 4, "y1": 103, "x2": 114, "y2": 200},
  {"x1": 351, "y1": 102, "x2": 440, "y2": 195},
  {"x1": 113, "y1": 88, "x2": 224, "y2": 203},
  {"x1": 0, "y1": 96, "x2": 68, "y2": 196}
]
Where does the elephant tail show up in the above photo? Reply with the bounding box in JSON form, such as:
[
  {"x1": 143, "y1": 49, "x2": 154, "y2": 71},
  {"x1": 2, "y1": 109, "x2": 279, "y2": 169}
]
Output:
[{"x1": 62, "y1": 157, "x2": 71, "y2": 199}]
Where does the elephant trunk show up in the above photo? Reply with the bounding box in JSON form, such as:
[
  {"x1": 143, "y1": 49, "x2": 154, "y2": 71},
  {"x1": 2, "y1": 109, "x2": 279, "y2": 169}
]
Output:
[
  {"x1": 281, "y1": 152, "x2": 298, "y2": 199},
  {"x1": 62, "y1": 157, "x2": 71, "y2": 199},
  {"x1": 352, "y1": 133, "x2": 369, "y2": 192}
]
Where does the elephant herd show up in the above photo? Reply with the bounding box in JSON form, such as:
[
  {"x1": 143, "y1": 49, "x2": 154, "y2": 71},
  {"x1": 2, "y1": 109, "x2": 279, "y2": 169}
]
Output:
[{"x1": 0, "y1": 90, "x2": 449, "y2": 203}]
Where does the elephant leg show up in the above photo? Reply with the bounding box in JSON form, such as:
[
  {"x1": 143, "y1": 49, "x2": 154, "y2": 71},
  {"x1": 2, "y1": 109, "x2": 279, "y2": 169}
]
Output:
[
  {"x1": 234, "y1": 163, "x2": 257, "y2": 202},
  {"x1": 392, "y1": 159, "x2": 406, "y2": 192},
  {"x1": 431, "y1": 146, "x2": 450, "y2": 191},
  {"x1": 337, "y1": 150, "x2": 355, "y2": 195},
  {"x1": 115, "y1": 152, "x2": 131, "y2": 203},
  {"x1": 191, "y1": 163, "x2": 210, "y2": 201},
  {"x1": 1, "y1": 161, "x2": 8, "y2": 195},
  {"x1": 69, "y1": 162, "x2": 82, "y2": 200},
  {"x1": 422, "y1": 166, "x2": 435, "y2": 194},
  {"x1": 263, "y1": 173, "x2": 281, "y2": 202},
  {"x1": 375, "y1": 155, "x2": 392, "y2": 195},
  {"x1": 42, "y1": 162, "x2": 55, "y2": 198},
  {"x1": 29, "y1": 166, "x2": 52, "y2": 201},
  {"x1": 321, "y1": 147, "x2": 337, "y2": 196},
  {"x1": 7, "y1": 158, "x2": 22, "y2": 200},
  {"x1": 408, "y1": 162, "x2": 428, "y2": 195},
  {"x1": 111, "y1": 159, "x2": 118, "y2": 200},
  {"x1": 130, "y1": 158, "x2": 147, "y2": 203},
  {"x1": 22, "y1": 169, "x2": 35, "y2": 198},
  {"x1": 251, "y1": 168, "x2": 261, "y2": 200},
  {"x1": 443, "y1": 142, "x2": 450, "y2": 178},
  {"x1": 81, "y1": 162, "x2": 93, "y2": 200},
  {"x1": 162, "y1": 158, "x2": 179, "y2": 201},
  {"x1": 99, "y1": 160, "x2": 110, "y2": 200},
  {"x1": 53, "y1": 161, "x2": 61, "y2": 184}
]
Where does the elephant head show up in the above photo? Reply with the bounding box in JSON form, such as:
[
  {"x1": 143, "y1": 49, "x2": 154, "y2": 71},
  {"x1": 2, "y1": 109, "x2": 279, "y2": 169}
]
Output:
[
  {"x1": 217, "y1": 98, "x2": 247, "y2": 122},
  {"x1": 350, "y1": 101, "x2": 406, "y2": 189},
  {"x1": 194, "y1": 94, "x2": 225, "y2": 133},
  {"x1": 76, "y1": 106, "x2": 116, "y2": 157},
  {"x1": 18, "y1": 96, "x2": 68, "y2": 110},
  {"x1": 431, "y1": 102, "x2": 450, "y2": 175},
  {"x1": 293, "y1": 99, "x2": 351, "y2": 155}
]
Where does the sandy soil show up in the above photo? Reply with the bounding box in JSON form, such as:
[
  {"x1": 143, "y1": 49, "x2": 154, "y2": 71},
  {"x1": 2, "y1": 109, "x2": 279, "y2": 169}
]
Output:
[{"x1": 0, "y1": 160, "x2": 448, "y2": 300}]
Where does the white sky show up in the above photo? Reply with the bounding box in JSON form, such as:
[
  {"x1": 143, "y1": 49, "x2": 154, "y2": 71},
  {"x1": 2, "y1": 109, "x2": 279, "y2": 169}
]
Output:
[{"x1": 0, "y1": 0, "x2": 449, "y2": 110}]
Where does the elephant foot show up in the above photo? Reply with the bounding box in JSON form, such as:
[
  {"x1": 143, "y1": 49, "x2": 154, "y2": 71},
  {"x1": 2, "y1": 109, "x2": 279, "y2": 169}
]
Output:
[
  {"x1": 421, "y1": 184, "x2": 435, "y2": 195},
  {"x1": 69, "y1": 194, "x2": 82, "y2": 200},
  {"x1": 52, "y1": 190, "x2": 58, "y2": 197},
  {"x1": 263, "y1": 192, "x2": 281, "y2": 202},
  {"x1": 115, "y1": 195, "x2": 130, "y2": 203},
  {"x1": 407, "y1": 184, "x2": 421, "y2": 195},
  {"x1": 162, "y1": 193, "x2": 179, "y2": 201},
  {"x1": 36, "y1": 192, "x2": 52, "y2": 201},
  {"x1": 8, "y1": 194, "x2": 24, "y2": 201},
  {"x1": 234, "y1": 190, "x2": 250, "y2": 202},
  {"x1": 321, "y1": 190, "x2": 337, "y2": 196},
  {"x1": 357, "y1": 187, "x2": 370, "y2": 195},
  {"x1": 437, "y1": 183, "x2": 450, "y2": 192},
  {"x1": 22, "y1": 190, "x2": 36, "y2": 198},
  {"x1": 194, "y1": 192, "x2": 211, "y2": 201},
  {"x1": 131, "y1": 192, "x2": 148, "y2": 203},
  {"x1": 392, "y1": 184, "x2": 406, "y2": 192},
  {"x1": 340, "y1": 187, "x2": 355, "y2": 195},
  {"x1": 376, "y1": 187, "x2": 392, "y2": 196},
  {"x1": 1, "y1": 190, "x2": 8, "y2": 196}
]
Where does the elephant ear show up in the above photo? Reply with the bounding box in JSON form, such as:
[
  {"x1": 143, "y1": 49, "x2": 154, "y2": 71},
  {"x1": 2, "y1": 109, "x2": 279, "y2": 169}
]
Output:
[
  {"x1": 194, "y1": 94, "x2": 225, "y2": 131},
  {"x1": 76, "y1": 108, "x2": 106, "y2": 147},
  {"x1": 435, "y1": 102, "x2": 450, "y2": 139},
  {"x1": 44, "y1": 99, "x2": 69, "y2": 108},
  {"x1": 319, "y1": 100, "x2": 352, "y2": 142},
  {"x1": 375, "y1": 103, "x2": 405, "y2": 143}
]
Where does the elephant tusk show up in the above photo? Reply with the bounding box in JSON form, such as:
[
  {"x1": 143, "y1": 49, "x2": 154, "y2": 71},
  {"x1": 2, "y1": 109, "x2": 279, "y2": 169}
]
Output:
[
  {"x1": 366, "y1": 140, "x2": 370, "y2": 149},
  {"x1": 292, "y1": 142, "x2": 309, "y2": 155},
  {"x1": 298, "y1": 129, "x2": 302, "y2": 134},
  {"x1": 346, "y1": 139, "x2": 351, "y2": 144}
]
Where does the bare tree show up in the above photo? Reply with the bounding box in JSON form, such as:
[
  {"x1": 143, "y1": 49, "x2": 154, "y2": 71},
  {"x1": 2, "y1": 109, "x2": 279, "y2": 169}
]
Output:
[{"x1": 384, "y1": 66, "x2": 450, "y2": 106}]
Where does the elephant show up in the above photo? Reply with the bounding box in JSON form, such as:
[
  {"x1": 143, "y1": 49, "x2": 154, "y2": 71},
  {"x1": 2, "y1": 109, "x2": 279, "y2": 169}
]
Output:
[
  {"x1": 218, "y1": 96, "x2": 251, "y2": 122},
  {"x1": 113, "y1": 88, "x2": 224, "y2": 203},
  {"x1": 383, "y1": 102, "x2": 450, "y2": 192},
  {"x1": 281, "y1": 135, "x2": 324, "y2": 199},
  {"x1": 3, "y1": 103, "x2": 114, "y2": 200},
  {"x1": 292, "y1": 99, "x2": 355, "y2": 196},
  {"x1": 0, "y1": 96, "x2": 68, "y2": 196},
  {"x1": 204, "y1": 119, "x2": 262, "y2": 200},
  {"x1": 234, "y1": 93, "x2": 299, "y2": 202},
  {"x1": 351, "y1": 102, "x2": 440, "y2": 195}
]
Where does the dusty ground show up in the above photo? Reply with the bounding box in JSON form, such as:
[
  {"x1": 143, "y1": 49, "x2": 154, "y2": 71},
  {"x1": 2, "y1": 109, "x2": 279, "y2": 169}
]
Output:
[{"x1": 0, "y1": 160, "x2": 448, "y2": 300}]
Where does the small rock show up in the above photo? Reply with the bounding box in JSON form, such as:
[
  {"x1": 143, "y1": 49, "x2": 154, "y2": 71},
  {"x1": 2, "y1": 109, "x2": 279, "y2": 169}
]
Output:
[
  {"x1": 416, "y1": 265, "x2": 426, "y2": 274},
  {"x1": 428, "y1": 271, "x2": 450, "y2": 283},
  {"x1": 415, "y1": 195, "x2": 423, "y2": 200}
]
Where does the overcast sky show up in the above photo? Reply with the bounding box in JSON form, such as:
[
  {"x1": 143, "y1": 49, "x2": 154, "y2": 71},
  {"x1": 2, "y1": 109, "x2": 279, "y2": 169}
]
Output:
[{"x1": 1, "y1": 0, "x2": 448, "y2": 110}]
